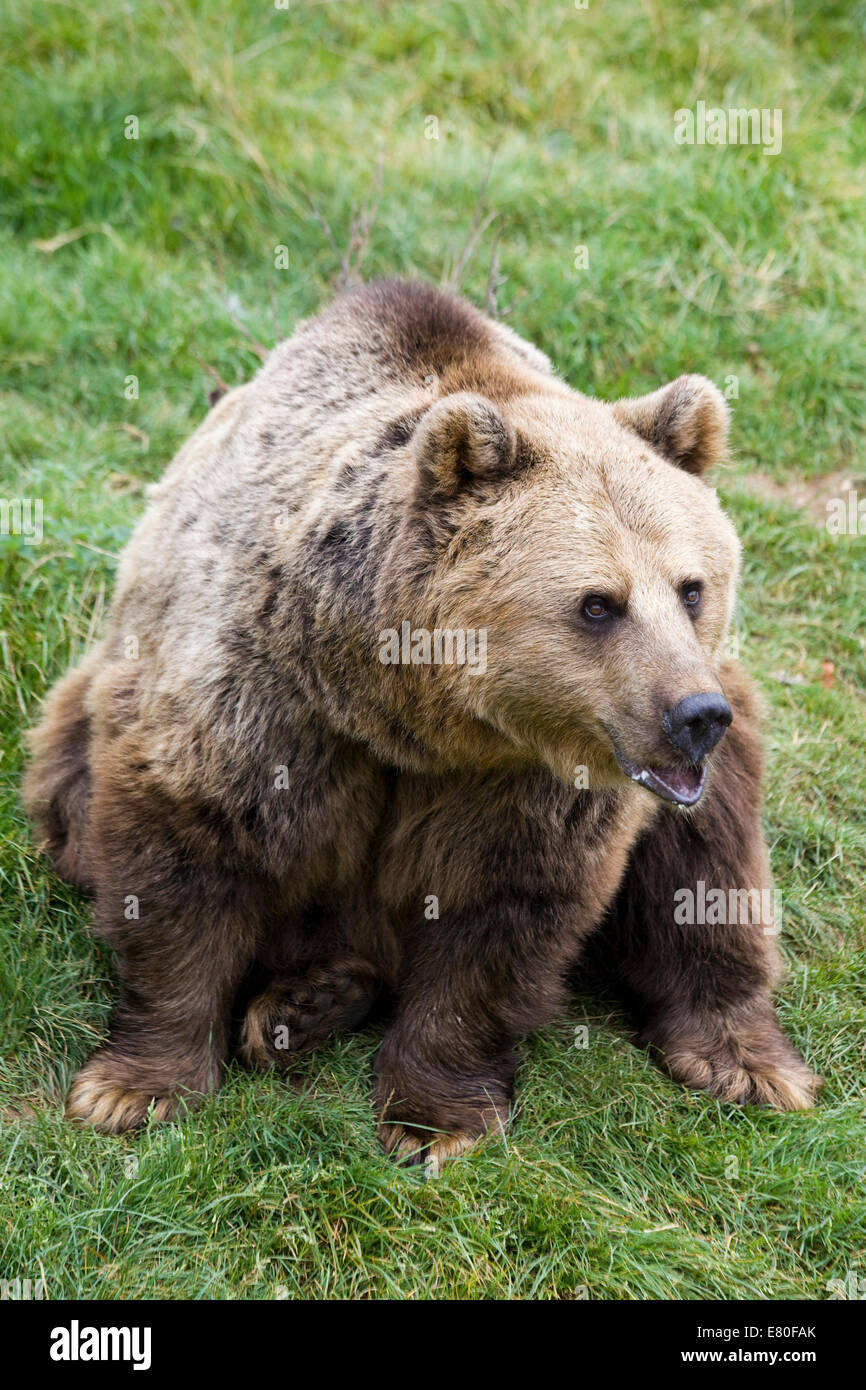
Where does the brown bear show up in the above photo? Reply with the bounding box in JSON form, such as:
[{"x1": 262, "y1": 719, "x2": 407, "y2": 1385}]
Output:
[{"x1": 24, "y1": 278, "x2": 820, "y2": 1166}]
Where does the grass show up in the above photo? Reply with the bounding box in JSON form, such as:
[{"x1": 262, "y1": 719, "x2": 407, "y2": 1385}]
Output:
[{"x1": 1, "y1": 0, "x2": 865, "y2": 1300}]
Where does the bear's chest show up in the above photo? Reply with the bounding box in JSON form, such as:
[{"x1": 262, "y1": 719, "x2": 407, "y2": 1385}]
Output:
[{"x1": 373, "y1": 771, "x2": 658, "y2": 924}]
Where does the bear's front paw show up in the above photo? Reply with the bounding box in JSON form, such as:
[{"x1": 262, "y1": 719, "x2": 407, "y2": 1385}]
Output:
[
  {"x1": 647, "y1": 1004, "x2": 822, "y2": 1111},
  {"x1": 66, "y1": 1053, "x2": 206, "y2": 1133},
  {"x1": 374, "y1": 1060, "x2": 510, "y2": 1173}
]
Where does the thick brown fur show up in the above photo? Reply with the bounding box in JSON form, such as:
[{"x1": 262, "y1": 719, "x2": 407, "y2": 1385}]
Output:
[
  {"x1": 584, "y1": 663, "x2": 820, "y2": 1111},
  {"x1": 23, "y1": 279, "x2": 819, "y2": 1161}
]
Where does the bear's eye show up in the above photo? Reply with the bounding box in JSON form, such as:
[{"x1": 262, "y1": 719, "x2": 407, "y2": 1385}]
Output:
[
  {"x1": 582, "y1": 594, "x2": 611, "y2": 622},
  {"x1": 682, "y1": 581, "x2": 703, "y2": 612}
]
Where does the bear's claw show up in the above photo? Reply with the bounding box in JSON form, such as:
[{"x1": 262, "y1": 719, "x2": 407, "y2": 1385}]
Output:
[
  {"x1": 378, "y1": 1122, "x2": 484, "y2": 1176},
  {"x1": 66, "y1": 1054, "x2": 206, "y2": 1132}
]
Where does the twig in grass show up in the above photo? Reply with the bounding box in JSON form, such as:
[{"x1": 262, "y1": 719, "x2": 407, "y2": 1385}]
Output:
[
  {"x1": 485, "y1": 232, "x2": 513, "y2": 320},
  {"x1": 440, "y1": 153, "x2": 501, "y2": 296},
  {"x1": 190, "y1": 352, "x2": 232, "y2": 407},
  {"x1": 83, "y1": 580, "x2": 107, "y2": 651},
  {"x1": 300, "y1": 154, "x2": 385, "y2": 292},
  {"x1": 268, "y1": 283, "x2": 286, "y2": 345},
  {"x1": 221, "y1": 300, "x2": 270, "y2": 361},
  {"x1": 75, "y1": 540, "x2": 120, "y2": 561},
  {"x1": 33, "y1": 223, "x2": 116, "y2": 254},
  {"x1": 119, "y1": 423, "x2": 149, "y2": 450}
]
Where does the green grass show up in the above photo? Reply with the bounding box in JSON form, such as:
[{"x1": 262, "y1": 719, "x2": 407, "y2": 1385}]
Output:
[{"x1": 1, "y1": 0, "x2": 865, "y2": 1300}]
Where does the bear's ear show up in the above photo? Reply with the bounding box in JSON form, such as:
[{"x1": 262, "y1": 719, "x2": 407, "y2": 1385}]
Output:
[
  {"x1": 414, "y1": 392, "x2": 518, "y2": 498},
  {"x1": 610, "y1": 374, "x2": 729, "y2": 475}
]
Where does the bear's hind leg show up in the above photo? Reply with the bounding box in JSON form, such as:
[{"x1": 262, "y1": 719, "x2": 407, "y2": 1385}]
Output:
[
  {"x1": 593, "y1": 665, "x2": 820, "y2": 1111},
  {"x1": 238, "y1": 955, "x2": 382, "y2": 1069},
  {"x1": 23, "y1": 651, "x2": 102, "y2": 895}
]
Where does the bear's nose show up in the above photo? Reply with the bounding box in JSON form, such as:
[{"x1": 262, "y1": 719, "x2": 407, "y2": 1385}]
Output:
[{"x1": 663, "y1": 692, "x2": 732, "y2": 764}]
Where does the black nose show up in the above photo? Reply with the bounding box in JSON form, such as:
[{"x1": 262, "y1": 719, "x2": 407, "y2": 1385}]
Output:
[{"x1": 663, "y1": 692, "x2": 732, "y2": 764}]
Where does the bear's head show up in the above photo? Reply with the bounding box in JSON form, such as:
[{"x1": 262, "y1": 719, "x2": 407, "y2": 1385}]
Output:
[{"x1": 402, "y1": 374, "x2": 739, "y2": 806}]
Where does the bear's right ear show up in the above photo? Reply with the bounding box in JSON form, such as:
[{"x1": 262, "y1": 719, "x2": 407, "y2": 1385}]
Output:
[
  {"x1": 610, "y1": 374, "x2": 729, "y2": 475},
  {"x1": 414, "y1": 392, "x2": 518, "y2": 498}
]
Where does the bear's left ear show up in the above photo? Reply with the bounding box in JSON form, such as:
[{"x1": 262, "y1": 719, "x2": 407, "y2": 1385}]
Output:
[{"x1": 610, "y1": 374, "x2": 729, "y2": 475}]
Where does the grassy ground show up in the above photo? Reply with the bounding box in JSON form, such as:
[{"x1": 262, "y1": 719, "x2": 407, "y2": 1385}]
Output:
[{"x1": 1, "y1": 0, "x2": 865, "y2": 1300}]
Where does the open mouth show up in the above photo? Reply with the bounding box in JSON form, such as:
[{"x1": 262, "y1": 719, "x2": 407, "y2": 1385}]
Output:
[{"x1": 613, "y1": 747, "x2": 708, "y2": 807}]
